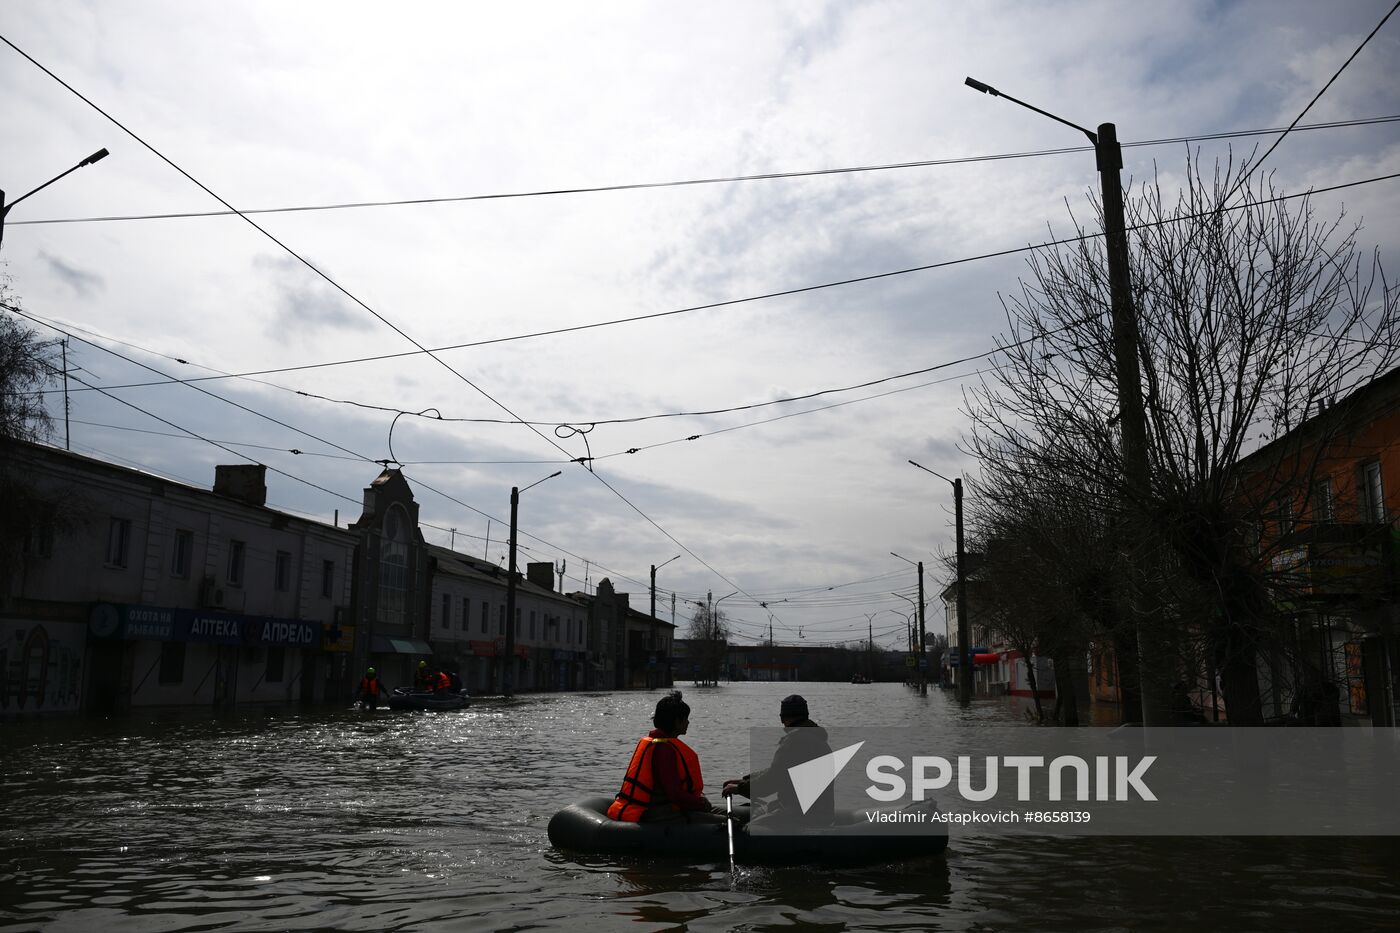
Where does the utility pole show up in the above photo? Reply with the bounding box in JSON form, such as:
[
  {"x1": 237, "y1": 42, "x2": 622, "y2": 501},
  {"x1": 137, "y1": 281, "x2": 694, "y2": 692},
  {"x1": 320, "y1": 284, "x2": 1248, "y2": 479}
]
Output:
[
  {"x1": 1097, "y1": 123, "x2": 1170, "y2": 726},
  {"x1": 964, "y1": 78, "x2": 1167, "y2": 726},
  {"x1": 954, "y1": 479, "x2": 970, "y2": 704},
  {"x1": 61, "y1": 338, "x2": 71, "y2": 450},
  {"x1": 906, "y1": 464, "x2": 970, "y2": 703},
  {"x1": 865, "y1": 612, "x2": 876, "y2": 680},
  {"x1": 504, "y1": 487, "x2": 520, "y2": 697},
  {"x1": 503, "y1": 471, "x2": 559, "y2": 697},
  {"x1": 917, "y1": 559, "x2": 928, "y2": 696},
  {"x1": 892, "y1": 551, "x2": 930, "y2": 696}
]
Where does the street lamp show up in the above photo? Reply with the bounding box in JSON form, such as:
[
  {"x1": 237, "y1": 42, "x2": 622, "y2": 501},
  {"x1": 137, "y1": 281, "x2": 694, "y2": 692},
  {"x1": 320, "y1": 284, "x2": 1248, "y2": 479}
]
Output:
[
  {"x1": 885, "y1": 608, "x2": 915, "y2": 681},
  {"x1": 964, "y1": 78, "x2": 1165, "y2": 725},
  {"x1": 908, "y1": 460, "x2": 971, "y2": 704},
  {"x1": 1, "y1": 148, "x2": 109, "y2": 248},
  {"x1": 649, "y1": 554, "x2": 680, "y2": 688},
  {"x1": 715, "y1": 590, "x2": 739, "y2": 621},
  {"x1": 891, "y1": 552, "x2": 928, "y2": 695},
  {"x1": 503, "y1": 469, "x2": 561, "y2": 697}
]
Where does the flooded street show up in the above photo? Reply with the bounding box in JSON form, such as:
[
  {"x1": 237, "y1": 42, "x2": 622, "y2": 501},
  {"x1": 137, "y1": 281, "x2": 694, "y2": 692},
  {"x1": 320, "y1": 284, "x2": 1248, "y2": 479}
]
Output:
[{"x1": 4, "y1": 683, "x2": 1400, "y2": 931}]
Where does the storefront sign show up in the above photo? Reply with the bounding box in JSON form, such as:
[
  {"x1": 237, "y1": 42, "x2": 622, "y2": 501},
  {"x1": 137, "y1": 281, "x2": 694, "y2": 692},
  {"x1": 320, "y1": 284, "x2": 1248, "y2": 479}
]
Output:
[{"x1": 88, "y1": 603, "x2": 320, "y2": 649}]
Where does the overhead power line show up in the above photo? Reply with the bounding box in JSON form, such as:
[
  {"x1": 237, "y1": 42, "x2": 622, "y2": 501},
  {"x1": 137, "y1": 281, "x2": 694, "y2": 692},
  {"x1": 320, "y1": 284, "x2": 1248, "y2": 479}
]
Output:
[
  {"x1": 38, "y1": 167, "x2": 1400, "y2": 405},
  {"x1": 1, "y1": 34, "x2": 766, "y2": 617},
  {"x1": 8, "y1": 115, "x2": 1399, "y2": 227}
]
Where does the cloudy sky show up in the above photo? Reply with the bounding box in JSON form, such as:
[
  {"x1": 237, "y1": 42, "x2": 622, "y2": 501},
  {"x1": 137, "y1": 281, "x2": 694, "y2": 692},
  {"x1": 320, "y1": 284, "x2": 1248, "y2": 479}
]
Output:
[{"x1": 3, "y1": 0, "x2": 1399, "y2": 649}]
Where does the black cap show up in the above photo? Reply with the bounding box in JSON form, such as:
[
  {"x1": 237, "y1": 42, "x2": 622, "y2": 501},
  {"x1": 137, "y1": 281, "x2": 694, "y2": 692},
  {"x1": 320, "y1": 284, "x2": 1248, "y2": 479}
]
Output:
[{"x1": 780, "y1": 694, "x2": 808, "y2": 719}]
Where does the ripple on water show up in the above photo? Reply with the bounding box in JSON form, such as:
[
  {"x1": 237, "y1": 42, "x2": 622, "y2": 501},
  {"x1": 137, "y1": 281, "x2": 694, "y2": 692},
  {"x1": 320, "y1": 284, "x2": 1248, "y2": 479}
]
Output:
[{"x1": 4, "y1": 685, "x2": 1400, "y2": 931}]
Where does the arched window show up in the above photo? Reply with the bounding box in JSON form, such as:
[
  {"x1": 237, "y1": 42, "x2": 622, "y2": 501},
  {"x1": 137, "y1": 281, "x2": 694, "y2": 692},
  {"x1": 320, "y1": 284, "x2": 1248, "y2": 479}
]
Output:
[{"x1": 380, "y1": 505, "x2": 410, "y2": 626}]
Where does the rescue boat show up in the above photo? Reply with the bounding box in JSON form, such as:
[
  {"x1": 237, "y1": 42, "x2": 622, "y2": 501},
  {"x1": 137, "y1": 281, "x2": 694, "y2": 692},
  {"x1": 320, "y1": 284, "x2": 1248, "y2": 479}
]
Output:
[
  {"x1": 547, "y1": 795, "x2": 948, "y2": 864},
  {"x1": 385, "y1": 687, "x2": 469, "y2": 711}
]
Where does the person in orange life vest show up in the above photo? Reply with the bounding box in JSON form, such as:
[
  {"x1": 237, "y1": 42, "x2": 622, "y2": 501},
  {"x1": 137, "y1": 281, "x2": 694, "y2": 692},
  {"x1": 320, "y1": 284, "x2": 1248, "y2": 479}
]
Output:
[
  {"x1": 608, "y1": 691, "x2": 725, "y2": 824},
  {"x1": 432, "y1": 670, "x2": 452, "y2": 693},
  {"x1": 414, "y1": 660, "x2": 435, "y2": 691},
  {"x1": 358, "y1": 668, "x2": 388, "y2": 708}
]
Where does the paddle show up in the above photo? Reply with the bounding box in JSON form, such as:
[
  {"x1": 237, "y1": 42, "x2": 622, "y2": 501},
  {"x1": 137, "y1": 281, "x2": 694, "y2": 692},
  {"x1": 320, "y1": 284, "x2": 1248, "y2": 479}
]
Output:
[{"x1": 726, "y1": 794, "x2": 736, "y2": 872}]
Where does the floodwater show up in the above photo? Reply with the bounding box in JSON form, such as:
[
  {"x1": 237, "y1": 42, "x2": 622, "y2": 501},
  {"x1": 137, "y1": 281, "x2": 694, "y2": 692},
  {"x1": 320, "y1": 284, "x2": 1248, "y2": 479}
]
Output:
[{"x1": 3, "y1": 682, "x2": 1399, "y2": 932}]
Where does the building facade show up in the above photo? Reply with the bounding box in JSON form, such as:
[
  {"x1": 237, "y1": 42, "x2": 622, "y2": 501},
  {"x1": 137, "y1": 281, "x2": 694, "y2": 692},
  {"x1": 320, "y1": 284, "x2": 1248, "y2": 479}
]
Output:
[{"x1": 1, "y1": 442, "x2": 674, "y2": 719}]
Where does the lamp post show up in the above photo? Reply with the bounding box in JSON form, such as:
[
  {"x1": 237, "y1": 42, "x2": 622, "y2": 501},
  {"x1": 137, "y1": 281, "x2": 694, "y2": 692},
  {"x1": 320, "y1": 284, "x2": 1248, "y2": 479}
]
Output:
[
  {"x1": 1, "y1": 149, "x2": 109, "y2": 249},
  {"x1": 710, "y1": 590, "x2": 738, "y2": 684},
  {"x1": 649, "y1": 554, "x2": 680, "y2": 688},
  {"x1": 964, "y1": 78, "x2": 1166, "y2": 725},
  {"x1": 891, "y1": 552, "x2": 928, "y2": 695},
  {"x1": 715, "y1": 591, "x2": 739, "y2": 626},
  {"x1": 503, "y1": 470, "x2": 560, "y2": 697},
  {"x1": 908, "y1": 460, "x2": 970, "y2": 704},
  {"x1": 885, "y1": 608, "x2": 914, "y2": 682}
]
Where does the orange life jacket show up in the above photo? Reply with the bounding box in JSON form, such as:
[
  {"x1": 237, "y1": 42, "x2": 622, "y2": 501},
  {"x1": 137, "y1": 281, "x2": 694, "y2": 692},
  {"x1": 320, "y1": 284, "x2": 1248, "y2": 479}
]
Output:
[
  {"x1": 434, "y1": 671, "x2": 451, "y2": 691},
  {"x1": 359, "y1": 676, "x2": 384, "y2": 697},
  {"x1": 606, "y1": 735, "x2": 703, "y2": 821}
]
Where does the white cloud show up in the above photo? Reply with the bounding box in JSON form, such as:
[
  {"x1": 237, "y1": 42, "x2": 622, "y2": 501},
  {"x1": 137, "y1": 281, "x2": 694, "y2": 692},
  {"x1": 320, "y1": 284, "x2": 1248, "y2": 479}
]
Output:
[{"x1": 3, "y1": 0, "x2": 1398, "y2": 646}]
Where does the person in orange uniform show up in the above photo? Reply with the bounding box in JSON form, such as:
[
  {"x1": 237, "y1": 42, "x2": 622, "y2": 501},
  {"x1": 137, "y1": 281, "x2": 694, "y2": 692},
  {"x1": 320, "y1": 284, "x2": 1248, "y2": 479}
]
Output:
[
  {"x1": 358, "y1": 668, "x2": 388, "y2": 708},
  {"x1": 608, "y1": 691, "x2": 725, "y2": 824},
  {"x1": 432, "y1": 669, "x2": 453, "y2": 693}
]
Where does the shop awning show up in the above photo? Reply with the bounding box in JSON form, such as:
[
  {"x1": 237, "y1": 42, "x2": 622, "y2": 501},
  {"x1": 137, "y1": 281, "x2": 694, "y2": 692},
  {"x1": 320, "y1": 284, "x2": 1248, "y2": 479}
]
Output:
[
  {"x1": 974, "y1": 652, "x2": 1000, "y2": 665},
  {"x1": 370, "y1": 635, "x2": 433, "y2": 655}
]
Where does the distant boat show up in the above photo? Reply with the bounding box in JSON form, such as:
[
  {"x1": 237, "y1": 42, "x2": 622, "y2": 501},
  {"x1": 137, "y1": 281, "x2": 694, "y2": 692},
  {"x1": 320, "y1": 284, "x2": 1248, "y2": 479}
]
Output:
[
  {"x1": 850, "y1": 674, "x2": 872, "y2": 684},
  {"x1": 385, "y1": 687, "x2": 470, "y2": 711}
]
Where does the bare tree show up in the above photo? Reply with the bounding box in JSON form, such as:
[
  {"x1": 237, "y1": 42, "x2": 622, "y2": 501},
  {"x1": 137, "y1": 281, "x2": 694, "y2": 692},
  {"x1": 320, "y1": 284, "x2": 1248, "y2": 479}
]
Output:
[
  {"x1": 965, "y1": 154, "x2": 1399, "y2": 725},
  {"x1": 1, "y1": 290, "x2": 65, "y2": 592},
  {"x1": 685, "y1": 604, "x2": 730, "y2": 687},
  {"x1": 1, "y1": 287, "x2": 58, "y2": 444}
]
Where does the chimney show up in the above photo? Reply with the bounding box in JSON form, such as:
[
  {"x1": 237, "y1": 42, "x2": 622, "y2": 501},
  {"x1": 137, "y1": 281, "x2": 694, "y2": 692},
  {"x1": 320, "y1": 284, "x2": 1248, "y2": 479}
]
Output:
[
  {"x1": 214, "y1": 464, "x2": 267, "y2": 506},
  {"x1": 527, "y1": 562, "x2": 555, "y2": 591}
]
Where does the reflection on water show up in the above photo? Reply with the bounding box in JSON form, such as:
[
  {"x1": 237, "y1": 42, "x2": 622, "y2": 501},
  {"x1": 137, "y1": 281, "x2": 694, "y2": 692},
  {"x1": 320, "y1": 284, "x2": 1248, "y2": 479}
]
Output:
[{"x1": 3, "y1": 682, "x2": 1399, "y2": 931}]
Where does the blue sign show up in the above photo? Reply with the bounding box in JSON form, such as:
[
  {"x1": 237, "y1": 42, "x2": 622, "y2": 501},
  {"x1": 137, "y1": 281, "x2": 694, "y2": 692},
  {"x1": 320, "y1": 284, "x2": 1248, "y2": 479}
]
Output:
[{"x1": 90, "y1": 603, "x2": 317, "y2": 648}]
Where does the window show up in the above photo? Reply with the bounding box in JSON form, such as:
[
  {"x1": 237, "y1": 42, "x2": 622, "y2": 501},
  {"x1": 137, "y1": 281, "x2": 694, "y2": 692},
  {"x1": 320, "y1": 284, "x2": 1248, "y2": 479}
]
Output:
[
  {"x1": 106, "y1": 517, "x2": 131, "y2": 568},
  {"x1": 227, "y1": 539, "x2": 246, "y2": 586},
  {"x1": 498, "y1": 605, "x2": 505, "y2": 635},
  {"x1": 441, "y1": 593, "x2": 452, "y2": 630},
  {"x1": 275, "y1": 551, "x2": 292, "y2": 592},
  {"x1": 1269, "y1": 497, "x2": 1295, "y2": 539},
  {"x1": 159, "y1": 641, "x2": 186, "y2": 684},
  {"x1": 171, "y1": 529, "x2": 193, "y2": 578},
  {"x1": 1360, "y1": 461, "x2": 1386, "y2": 523},
  {"x1": 23, "y1": 519, "x2": 54, "y2": 558},
  {"x1": 379, "y1": 506, "x2": 409, "y2": 626},
  {"x1": 481, "y1": 601, "x2": 490, "y2": 633},
  {"x1": 321, "y1": 560, "x2": 335, "y2": 599},
  {"x1": 1313, "y1": 479, "x2": 1335, "y2": 522},
  {"x1": 529, "y1": 610, "x2": 536, "y2": 639},
  {"x1": 266, "y1": 646, "x2": 285, "y2": 683},
  {"x1": 515, "y1": 608, "x2": 521, "y2": 636},
  {"x1": 460, "y1": 597, "x2": 470, "y2": 631}
]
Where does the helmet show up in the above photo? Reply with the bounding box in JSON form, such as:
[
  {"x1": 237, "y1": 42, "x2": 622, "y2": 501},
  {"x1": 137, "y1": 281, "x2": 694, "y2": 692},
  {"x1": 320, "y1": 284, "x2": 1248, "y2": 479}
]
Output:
[
  {"x1": 419, "y1": 660, "x2": 427, "y2": 668},
  {"x1": 367, "y1": 667, "x2": 376, "y2": 675}
]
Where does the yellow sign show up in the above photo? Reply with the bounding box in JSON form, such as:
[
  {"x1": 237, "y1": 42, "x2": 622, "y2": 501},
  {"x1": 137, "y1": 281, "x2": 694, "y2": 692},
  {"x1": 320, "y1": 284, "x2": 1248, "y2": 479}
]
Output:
[{"x1": 321, "y1": 623, "x2": 355, "y2": 653}]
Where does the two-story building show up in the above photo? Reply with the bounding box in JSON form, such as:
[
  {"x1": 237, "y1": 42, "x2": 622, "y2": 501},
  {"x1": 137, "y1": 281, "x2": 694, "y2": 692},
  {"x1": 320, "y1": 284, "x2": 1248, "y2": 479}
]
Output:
[
  {"x1": 1237, "y1": 368, "x2": 1399, "y2": 727},
  {"x1": 1, "y1": 440, "x2": 673, "y2": 718}
]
